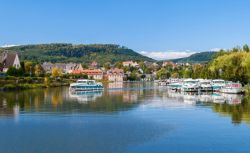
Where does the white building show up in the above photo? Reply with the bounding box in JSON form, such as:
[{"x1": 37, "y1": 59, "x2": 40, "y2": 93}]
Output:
[{"x1": 122, "y1": 61, "x2": 139, "y2": 67}]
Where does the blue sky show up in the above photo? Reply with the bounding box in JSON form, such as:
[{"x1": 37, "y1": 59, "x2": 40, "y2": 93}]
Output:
[{"x1": 1, "y1": 0, "x2": 250, "y2": 59}]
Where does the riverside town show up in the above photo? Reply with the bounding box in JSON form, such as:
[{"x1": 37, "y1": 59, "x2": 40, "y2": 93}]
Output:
[
  {"x1": 0, "y1": 44, "x2": 250, "y2": 94},
  {"x1": 1, "y1": 1, "x2": 250, "y2": 153}
]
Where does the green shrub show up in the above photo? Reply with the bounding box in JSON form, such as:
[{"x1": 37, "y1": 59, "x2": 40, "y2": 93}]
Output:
[{"x1": 3, "y1": 84, "x2": 16, "y2": 90}]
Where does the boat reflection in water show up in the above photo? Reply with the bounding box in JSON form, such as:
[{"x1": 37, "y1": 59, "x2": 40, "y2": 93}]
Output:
[
  {"x1": 0, "y1": 83, "x2": 245, "y2": 124},
  {"x1": 220, "y1": 93, "x2": 242, "y2": 105},
  {"x1": 69, "y1": 90, "x2": 103, "y2": 103},
  {"x1": 167, "y1": 90, "x2": 243, "y2": 105}
]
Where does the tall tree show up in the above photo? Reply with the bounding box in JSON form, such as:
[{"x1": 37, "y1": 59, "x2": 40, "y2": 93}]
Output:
[
  {"x1": 243, "y1": 44, "x2": 250, "y2": 52},
  {"x1": 103, "y1": 62, "x2": 111, "y2": 70},
  {"x1": 51, "y1": 67, "x2": 62, "y2": 77},
  {"x1": 34, "y1": 64, "x2": 45, "y2": 77},
  {"x1": 24, "y1": 61, "x2": 34, "y2": 76}
]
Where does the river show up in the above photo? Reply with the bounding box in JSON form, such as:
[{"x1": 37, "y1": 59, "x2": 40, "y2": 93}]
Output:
[{"x1": 0, "y1": 82, "x2": 249, "y2": 153}]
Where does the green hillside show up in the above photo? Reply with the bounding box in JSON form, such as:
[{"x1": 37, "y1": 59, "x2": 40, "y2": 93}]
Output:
[
  {"x1": 0, "y1": 43, "x2": 155, "y2": 64},
  {"x1": 170, "y1": 51, "x2": 216, "y2": 63}
]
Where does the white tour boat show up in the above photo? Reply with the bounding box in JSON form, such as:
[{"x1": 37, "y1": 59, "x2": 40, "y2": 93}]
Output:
[{"x1": 69, "y1": 79, "x2": 104, "y2": 92}]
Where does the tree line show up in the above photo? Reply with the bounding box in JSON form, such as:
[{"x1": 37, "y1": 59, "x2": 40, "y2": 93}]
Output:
[
  {"x1": 156, "y1": 44, "x2": 250, "y2": 84},
  {"x1": 0, "y1": 43, "x2": 155, "y2": 64}
]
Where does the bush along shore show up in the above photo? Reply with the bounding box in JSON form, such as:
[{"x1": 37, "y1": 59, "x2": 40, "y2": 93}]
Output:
[{"x1": 0, "y1": 76, "x2": 72, "y2": 91}]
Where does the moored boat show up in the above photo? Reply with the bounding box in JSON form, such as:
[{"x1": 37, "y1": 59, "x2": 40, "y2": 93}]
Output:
[
  {"x1": 181, "y1": 79, "x2": 199, "y2": 92},
  {"x1": 198, "y1": 79, "x2": 213, "y2": 91},
  {"x1": 69, "y1": 79, "x2": 104, "y2": 92},
  {"x1": 212, "y1": 79, "x2": 226, "y2": 91},
  {"x1": 220, "y1": 82, "x2": 243, "y2": 94},
  {"x1": 168, "y1": 79, "x2": 182, "y2": 91}
]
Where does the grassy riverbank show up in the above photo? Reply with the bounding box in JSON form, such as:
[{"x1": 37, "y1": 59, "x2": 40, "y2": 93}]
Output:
[
  {"x1": 242, "y1": 86, "x2": 250, "y2": 94},
  {"x1": 0, "y1": 76, "x2": 72, "y2": 91}
]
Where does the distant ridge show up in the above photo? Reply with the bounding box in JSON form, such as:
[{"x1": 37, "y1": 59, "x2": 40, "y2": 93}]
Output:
[
  {"x1": 169, "y1": 51, "x2": 217, "y2": 63},
  {"x1": 0, "y1": 43, "x2": 155, "y2": 64}
]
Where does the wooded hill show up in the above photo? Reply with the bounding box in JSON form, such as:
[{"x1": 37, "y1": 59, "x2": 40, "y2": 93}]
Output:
[
  {"x1": 0, "y1": 43, "x2": 155, "y2": 64},
  {"x1": 170, "y1": 51, "x2": 217, "y2": 63}
]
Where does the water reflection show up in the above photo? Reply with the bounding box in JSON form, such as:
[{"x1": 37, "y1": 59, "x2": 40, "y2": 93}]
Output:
[
  {"x1": 69, "y1": 90, "x2": 103, "y2": 103},
  {"x1": 107, "y1": 82, "x2": 124, "y2": 89},
  {"x1": 0, "y1": 83, "x2": 249, "y2": 124},
  {"x1": 166, "y1": 91, "x2": 243, "y2": 105}
]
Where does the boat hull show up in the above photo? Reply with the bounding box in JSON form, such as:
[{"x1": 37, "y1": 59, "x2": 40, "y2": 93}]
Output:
[
  {"x1": 182, "y1": 87, "x2": 199, "y2": 92},
  {"x1": 70, "y1": 85, "x2": 104, "y2": 92},
  {"x1": 220, "y1": 88, "x2": 243, "y2": 94},
  {"x1": 199, "y1": 87, "x2": 213, "y2": 92}
]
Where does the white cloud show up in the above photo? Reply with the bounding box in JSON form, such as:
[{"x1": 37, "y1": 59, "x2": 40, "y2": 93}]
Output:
[
  {"x1": 210, "y1": 48, "x2": 222, "y2": 52},
  {"x1": 0, "y1": 44, "x2": 19, "y2": 48},
  {"x1": 139, "y1": 51, "x2": 196, "y2": 60}
]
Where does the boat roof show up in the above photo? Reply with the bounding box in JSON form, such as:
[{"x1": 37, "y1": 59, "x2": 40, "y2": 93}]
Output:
[
  {"x1": 196, "y1": 79, "x2": 204, "y2": 81},
  {"x1": 184, "y1": 79, "x2": 198, "y2": 82},
  {"x1": 199, "y1": 79, "x2": 211, "y2": 82},
  {"x1": 77, "y1": 79, "x2": 95, "y2": 82},
  {"x1": 212, "y1": 79, "x2": 225, "y2": 82}
]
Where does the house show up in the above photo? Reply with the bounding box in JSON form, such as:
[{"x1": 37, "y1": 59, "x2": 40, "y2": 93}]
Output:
[
  {"x1": 144, "y1": 61, "x2": 153, "y2": 67},
  {"x1": 162, "y1": 61, "x2": 176, "y2": 67},
  {"x1": 54, "y1": 63, "x2": 67, "y2": 73},
  {"x1": 90, "y1": 61, "x2": 98, "y2": 69},
  {"x1": 71, "y1": 69, "x2": 103, "y2": 80},
  {"x1": 122, "y1": 61, "x2": 139, "y2": 67},
  {"x1": 65, "y1": 63, "x2": 83, "y2": 73},
  {"x1": 41, "y1": 62, "x2": 54, "y2": 73},
  {"x1": 152, "y1": 62, "x2": 159, "y2": 68},
  {"x1": 106, "y1": 68, "x2": 124, "y2": 82},
  {"x1": 0, "y1": 52, "x2": 21, "y2": 72},
  {"x1": 42, "y1": 62, "x2": 83, "y2": 73}
]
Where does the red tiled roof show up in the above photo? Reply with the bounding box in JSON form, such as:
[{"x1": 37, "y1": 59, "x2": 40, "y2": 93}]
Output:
[
  {"x1": 71, "y1": 69, "x2": 103, "y2": 75},
  {"x1": 107, "y1": 68, "x2": 124, "y2": 75}
]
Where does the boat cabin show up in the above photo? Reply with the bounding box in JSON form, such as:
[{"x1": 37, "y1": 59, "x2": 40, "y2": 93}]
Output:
[{"x1": 77, "y1": 79, "x2": 96, "y2": 85}]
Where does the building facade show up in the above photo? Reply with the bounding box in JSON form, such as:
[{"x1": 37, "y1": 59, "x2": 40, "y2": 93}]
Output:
[
  {"x1": 162, "y1": 61, "x2": 176, "y2": 67},
  {"x1": 122, "y1": 61, "x2": 139, "y2": 67},
  {"x1": 106, "y1": 68, "x2": 124, "y2": 82},
  {"x1": 71, "y1": 69, "x2": 103, "y2": 80},
  {"x1": 42, "y1": 62, "x2": 83, "y2": 74}
]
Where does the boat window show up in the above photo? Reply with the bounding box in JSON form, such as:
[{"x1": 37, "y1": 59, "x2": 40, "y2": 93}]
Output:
[
  {"x1": 201, "y1": 82, "x2": 210, "y2": 85},
  {"x1": 78, "y1": 81, "x2": 87, "y2": 83},
  {"x1": 185, "y1": 81, "x2": 197, "y2": 84},
  {"x1": 87, "y1": 81, "x2": 95, "y2": 85},
  {"x1": 213, "y1": 81, "x2": 224, "y2": 84}
]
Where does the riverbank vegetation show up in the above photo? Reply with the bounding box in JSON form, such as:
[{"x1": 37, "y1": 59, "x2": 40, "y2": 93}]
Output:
[
  {"x1": 157, "y1": 44, "x2": 250, "y2": 84},
  {"x1": 0, "y1": 60, "x2": 90, "y2": 91},
  {"x1": 2, "y1": 44, "x2": 250, "y2": 91},
  {"x1": 0, "y1": 76, "x2": 72, "y2": 91},
  {"x1": 212, "y1": 93, "x2": 250, "y2": 124}
]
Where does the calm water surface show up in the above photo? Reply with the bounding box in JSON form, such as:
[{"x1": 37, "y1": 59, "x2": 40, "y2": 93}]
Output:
[{"x1": 0, "y1": 82, "x2": 250, "y2": 153}]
